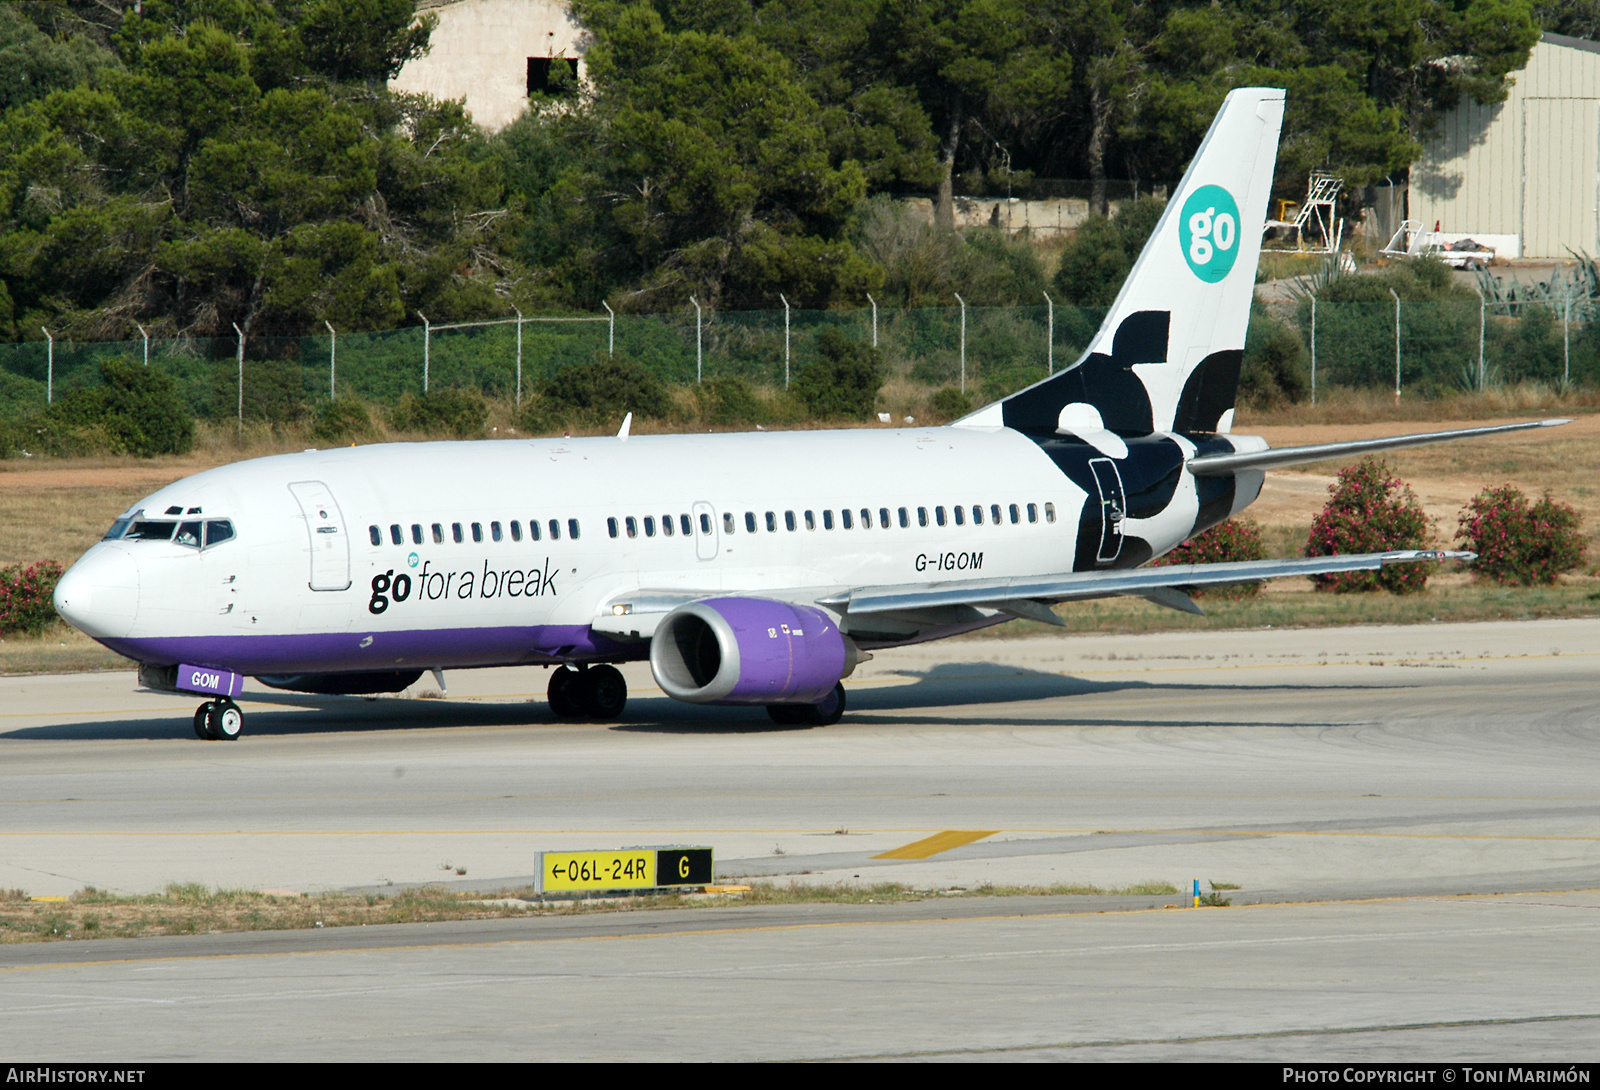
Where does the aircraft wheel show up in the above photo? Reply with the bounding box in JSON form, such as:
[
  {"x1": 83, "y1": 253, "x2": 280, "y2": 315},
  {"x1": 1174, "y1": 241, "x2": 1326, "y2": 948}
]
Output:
[
  {"x1": 800, "y1": 683, "x2": 846, "y2": 727},
  {"x1": 547, "y1": 667, "x2": 581, "y2": 719},
  {"x1": 208, "y1": 699, "x2": 244, "y2": 741},
  {"x1": 584, "y1": 664, "x2": 627, "y2": 720},
  {"x1": 765, "y1": 704, "x2": 806, "y2": 726},
  {"x1": 193, "y1": 702, "x2": 216, "y2": 740}
]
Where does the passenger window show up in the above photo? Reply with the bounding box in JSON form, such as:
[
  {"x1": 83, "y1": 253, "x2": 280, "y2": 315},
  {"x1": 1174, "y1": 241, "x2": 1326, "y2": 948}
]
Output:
[
  {"x1": 880, "y1": 507, "x2": 891, "y2": 529},
  {"x1": 685, "y1": 514, "x2": 697, "y2": 536},
  {"x1": 953, "y1": 506, "x2": 965, "y2": 526},
  {"x1": 898, "y1": 507, "x2": 909, "y2": 528},
  {"x1": 785, "y1": 511, "x2": 796, "y2": 531},
  {"x1": 823, "y1": 510, "x2": 834, "y2": 530},
  {"x1": 452, "y1": 523, "x2": 464, "y2": 544},
  {"x1": 842, "y1": 509, "x2": 853, "y2": 529},
  {"x1": 389, "y1": 524, "x2": 402, "y2": 545},
  {"x1": 607, "y1": 517, "x2": 619, "y2": 539},
  {"x1": 745, "y1": 512, "x2": 757, "y2": 533},
  {"x1": 625, "y1": 516, "x2": 638, "y2": 538},
  {"x1": 1009, "y1": 504, "x2": 1020, "y2": 524},
  {"x1": 990, "y1": 504, "x2": 1002, "y2": 525},
  {"x1": 471, "y1": 522, "x2": 483, "y2": 543},
  {"x1": 205, "y1": 520, "x2": 235, "y2": 547},
  {"x1": 175, "y1": 521, "x2": 203, "y2": 549},
  {"x1": 369, "y1": 525, "x2": 381, "y2": 546},
  {"x1": 567, "y1": 518, "x2": 580, "y2": 540},
  {"x1": 510, "y1": 521, "x2": 522, "y2": 542},
  {"x1": 804, "y1": 510, "x2": 815, "y2": 530},
  {"x1": 936, "y1": 506, "x2": 947, "y2": 527},
  {"x1": 659, "y1": 516, "x2": 671, "y2": 537},
  {"x1": 972, "y1": 505, "x2": 983, "y2": 525},
  {"x1": 550, "y1": 519, "x2": 562, "y2": 540},
  {"x1": 724, "y1": 512, "x2": 735, "y2": 534},
  {"x1": 491, "y1": 521, "x2": 503, "y2": 542},
  {"x1": 412, "y1": 524, "x2": 423, "y2": 545},
  {"x1": 765, "y1": 511, "x2": 776, "y2": 532},
  {"x1": 529, "y1": 520, "x2": 541, "y2": 541},
  {"x1": 644, "y1": 516, "x2": 656, "y2": 538},
  {"x1": 860, "y1": 508, "x2": 872, "y2": 529},
  {"x1": 1027, "y1": 503, "x2": 1038, "y2": 524},
  {"x1": 432, "y1": 523, "x2": 444, "y2": 544},
  {"x1": 917, "y1": 507, "x2": 928, "y2": 527},
  {"x1": 1044, "y1": 502, "x2": 1056, "y2": 523}
]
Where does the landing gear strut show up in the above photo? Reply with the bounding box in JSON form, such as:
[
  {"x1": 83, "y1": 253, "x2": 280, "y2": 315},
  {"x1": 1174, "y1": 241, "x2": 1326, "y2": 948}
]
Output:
[
  {"x1": 767, "y1": 682, "x2": 846, "y2": 727},
  {"x1": 193, "y1": 698, "x2": 244, "y2": 740},
  {"x1": 547, "y1": 665, "x2": 628, "y2": 721}
]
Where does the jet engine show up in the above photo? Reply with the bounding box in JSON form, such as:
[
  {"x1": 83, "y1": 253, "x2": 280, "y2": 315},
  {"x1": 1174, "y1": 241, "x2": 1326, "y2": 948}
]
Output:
[{"x1": 649, "y1": 597, "x2": 856, "y2": 705}]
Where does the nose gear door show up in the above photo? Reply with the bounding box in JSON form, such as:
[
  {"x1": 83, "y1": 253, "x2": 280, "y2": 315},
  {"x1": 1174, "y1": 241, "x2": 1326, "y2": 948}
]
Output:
[
  {"x1": 1088, "y1": 457, "x2": 1126, "y2": 564},
  {"x1": 288, "y1": 481, "x2": 351, "y2": 591}
]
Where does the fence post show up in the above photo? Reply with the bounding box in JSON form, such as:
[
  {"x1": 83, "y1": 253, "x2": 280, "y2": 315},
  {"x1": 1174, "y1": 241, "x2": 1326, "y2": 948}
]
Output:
[
  {"x1": 1309, "y1": 295, "x2": 1317, "y2": 405},
  {"x1": 324, "y1": 320, "x2": 336, "y2": 400},
  {"x1": 866, "y1": 293, "x2": 877, "y2": 348},
  {"x1": 1042, "y1": 290, "x2": 1054, "y2": 375},
  {"x1": 40, "y1": 327, "x2": 52, "y2": 404},
  {"x1": 1389, "y1": 287, "x2": 1401, "y2": 401},
  {"x1": 1564, "y1": 295, "x2": 1571, "y2": 387},
  {"x1": 418, "y1": 312, "x2": 430, "y2": 393},
  {"x1": 602, "y1": 300, "x2": 614, "y2": 356},
  {"x1": 512, "y1": 305, "x2": 523, "y2": 407},
  {"x1": 1475, "y1": 284, "x2": 1486, "y2": 390},
  {"x1": 137, "y1": 323, "x2": 149, "y2": 368},
  {"x1": 690, "y1": 296, "x2": 702, "y2": 384},
  {"x1": 780, "y1": 293, "x2": 791, "y2": 389},
  {"x1": 954, "y1": 292, "x2": 966, "y2": 395},
  {"x1": 232, "y1": 322, "x2": 245, "y2": 438}
]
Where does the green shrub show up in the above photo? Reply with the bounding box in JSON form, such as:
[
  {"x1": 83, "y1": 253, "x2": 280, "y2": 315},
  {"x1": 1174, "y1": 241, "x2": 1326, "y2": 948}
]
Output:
[
  {"x1": 311, "y1": 397, "x2": 376, "y2": 444},
  {"x1": 388, "y1": 388, "x2": 487, "y2": 438},
  {"x1": 1305, "y1": 457, "x2": 1432, "y2": 594},
  {"x1": 929, "y1": 386, "x2": 972, "y2": 421},
  {"x1": 0, "y1": 561, "x2": 63, "y2": 635},
  {"x1": 1240, "y1": 310, "x2": 1309, "y2": 407},
  {"x1": 1455, "y1": 485, "x2": 1585, "y2": 585},
  {"x1": 696, "y1": 376, "x2": 768, "y2": 426},
  {"x1": 1151, "y1": 518, "x2": 1267, "y2": 597},
  {"x1": 1052, "y1": 196, "x2": 1166, "y2": 306},
  {"x1": 524, "y1": 357, "x2": 669, "y2": 429},
  {"x1": 791, "y1": 329, "x2": 882, "y2": 420},
  {"x1": 47, "y1": 359, "x2": 194, "y2": 456}
]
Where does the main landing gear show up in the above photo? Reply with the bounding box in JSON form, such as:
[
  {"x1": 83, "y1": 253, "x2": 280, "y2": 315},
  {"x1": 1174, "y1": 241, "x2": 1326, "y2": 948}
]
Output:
[
  {"x1": 192, "y1": 698, "x2": 244, "y2": 741},
  {"x1": 547, "y1": 664, "x2": 628, "y2": 721},
  {"x1": 766, "y1": 682, "x2": 847, "y2": 727}
]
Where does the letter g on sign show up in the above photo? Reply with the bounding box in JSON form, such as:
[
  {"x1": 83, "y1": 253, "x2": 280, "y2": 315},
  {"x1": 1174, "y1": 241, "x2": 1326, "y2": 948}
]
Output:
[{"x1": 1178, "y1": 184, "x2": 1240, "y2": 283}]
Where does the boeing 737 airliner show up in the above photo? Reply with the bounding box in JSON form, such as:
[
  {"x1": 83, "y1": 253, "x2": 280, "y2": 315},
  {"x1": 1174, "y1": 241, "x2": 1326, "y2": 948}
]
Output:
[{"x1": 53, "y1": 88, "x2": 1562, "y2": 739}]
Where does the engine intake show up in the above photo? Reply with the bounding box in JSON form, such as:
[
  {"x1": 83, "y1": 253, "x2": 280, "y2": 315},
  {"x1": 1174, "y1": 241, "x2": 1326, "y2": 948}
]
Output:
[{"x1": 650, "y1": 597, "x2": 852, "y2": 705}]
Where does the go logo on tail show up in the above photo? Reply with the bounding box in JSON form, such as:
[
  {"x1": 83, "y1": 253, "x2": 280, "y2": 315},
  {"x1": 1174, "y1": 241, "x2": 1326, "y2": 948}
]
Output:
[{"x1": 1178, "y1": 184, "x2": 1239, "y2": 283}]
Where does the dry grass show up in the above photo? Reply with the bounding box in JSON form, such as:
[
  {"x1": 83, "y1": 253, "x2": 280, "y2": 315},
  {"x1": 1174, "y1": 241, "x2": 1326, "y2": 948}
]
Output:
[
  {"x1": 0, "y1": 624, "x2": 130, "y2": 674},
  {"x1": 1235, "y1": 383, "x2": 1600, "y2": 428}
]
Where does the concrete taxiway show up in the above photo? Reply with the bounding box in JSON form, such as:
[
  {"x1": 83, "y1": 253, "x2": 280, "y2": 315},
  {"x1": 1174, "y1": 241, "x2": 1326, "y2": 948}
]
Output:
[{"x1": 1, "y1": 618, "x2": 1598, "y2": 1059}]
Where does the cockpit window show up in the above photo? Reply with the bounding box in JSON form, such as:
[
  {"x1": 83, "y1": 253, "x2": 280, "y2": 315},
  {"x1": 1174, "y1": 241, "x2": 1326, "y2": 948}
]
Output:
[
  {"x1": 175, "y1": 521, "x2": 203, "y2": 548},
  {"x1": 102, "y1": 517, "x2": 133, "y2": 541},
  {"x1": 205, "y1": 520, "x2": 235, "y2": 547},
  {"x1": 124, "y1": 520, "x2": 176, "y2": 541}
]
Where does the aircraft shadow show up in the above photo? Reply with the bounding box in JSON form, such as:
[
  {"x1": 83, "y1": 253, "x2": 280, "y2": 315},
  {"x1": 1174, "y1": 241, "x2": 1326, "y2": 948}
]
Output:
[{"x1": 6, "y1": 661, "x2": 1399, "y2": 741}]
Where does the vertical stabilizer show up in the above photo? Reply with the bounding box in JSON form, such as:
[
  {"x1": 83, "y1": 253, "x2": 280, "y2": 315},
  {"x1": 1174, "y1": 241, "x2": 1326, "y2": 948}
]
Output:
[{"x1": 959, "y1": 87, "x2": 1284, "y2": 437}]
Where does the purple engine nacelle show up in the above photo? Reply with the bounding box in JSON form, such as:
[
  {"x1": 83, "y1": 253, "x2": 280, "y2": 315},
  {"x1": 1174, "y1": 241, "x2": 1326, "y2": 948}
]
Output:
[{"x1": 649, "y1": 597, "x2": 848, "y2": 705}]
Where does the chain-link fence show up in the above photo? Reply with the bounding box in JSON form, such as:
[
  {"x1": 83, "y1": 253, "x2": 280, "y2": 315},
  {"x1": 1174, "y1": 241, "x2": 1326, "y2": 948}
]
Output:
[{"x1": 1, "y1": 297, "x2": 1594, "y2": 422}]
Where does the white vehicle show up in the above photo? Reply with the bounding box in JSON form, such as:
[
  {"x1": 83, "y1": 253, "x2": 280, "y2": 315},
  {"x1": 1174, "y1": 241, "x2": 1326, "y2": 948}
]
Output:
[{"x1": 53, "y1": 88, "x2": 1560, "y2": 739}]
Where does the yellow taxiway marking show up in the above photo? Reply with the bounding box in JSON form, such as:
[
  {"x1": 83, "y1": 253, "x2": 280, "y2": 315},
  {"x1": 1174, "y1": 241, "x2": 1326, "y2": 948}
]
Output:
[{"x1": 874, "y1": 829, "x2": 999, "y2": 860}]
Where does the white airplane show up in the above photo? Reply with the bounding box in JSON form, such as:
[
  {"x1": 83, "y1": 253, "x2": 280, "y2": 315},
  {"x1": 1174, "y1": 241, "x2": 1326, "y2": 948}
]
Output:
[{"x1": 53, "y1": 87, "x2": 1562, "y2": 739}]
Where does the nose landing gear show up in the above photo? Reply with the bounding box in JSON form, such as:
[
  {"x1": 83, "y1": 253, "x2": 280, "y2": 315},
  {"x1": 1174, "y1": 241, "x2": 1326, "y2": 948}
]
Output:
[{"x1": 193, "y1": 699, "x2": 244, "y2": 740}]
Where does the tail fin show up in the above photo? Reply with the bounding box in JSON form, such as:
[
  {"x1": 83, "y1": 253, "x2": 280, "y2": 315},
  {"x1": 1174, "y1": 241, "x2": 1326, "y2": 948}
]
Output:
[{"x1": 959, "y1": 86, "x2": 1284, "y2": 437}]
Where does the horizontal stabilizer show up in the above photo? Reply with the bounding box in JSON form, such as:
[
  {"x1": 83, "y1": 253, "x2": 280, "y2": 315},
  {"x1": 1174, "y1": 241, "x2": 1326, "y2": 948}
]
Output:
[
  {"x1": 820, "y1": 550, "x2": 1473, "y2": 616},
  {"x1": 1188, "y1": 419, "x2": 1568, "y2": 476}
]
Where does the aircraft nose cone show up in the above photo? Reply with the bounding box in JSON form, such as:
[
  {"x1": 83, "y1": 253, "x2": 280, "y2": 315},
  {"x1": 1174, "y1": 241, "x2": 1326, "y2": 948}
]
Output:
[{"x1": 54, "y1": 545, "x2": 139, "y2": 639}]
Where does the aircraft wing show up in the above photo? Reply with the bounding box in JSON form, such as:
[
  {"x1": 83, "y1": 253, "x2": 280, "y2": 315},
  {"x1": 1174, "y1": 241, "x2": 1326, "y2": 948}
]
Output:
[{"x1": 814, "y1": 549, "x2": 1472, "y2": 623}]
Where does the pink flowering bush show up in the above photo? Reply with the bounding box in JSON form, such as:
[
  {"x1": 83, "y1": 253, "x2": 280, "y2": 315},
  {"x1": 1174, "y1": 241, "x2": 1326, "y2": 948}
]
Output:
[
  {"x1": 1305, "y1": 458, "x2": 1431, "y2": 594},
  {"x1": 1153, "y1": 518, "x2": 1267, "y2": 597},
  {"x1": 1455, "y1": 485, "x2": 1584, "y2": 585},
  {"x1": 0, "y1": 562, "x2": 63, "y2": 636}
]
